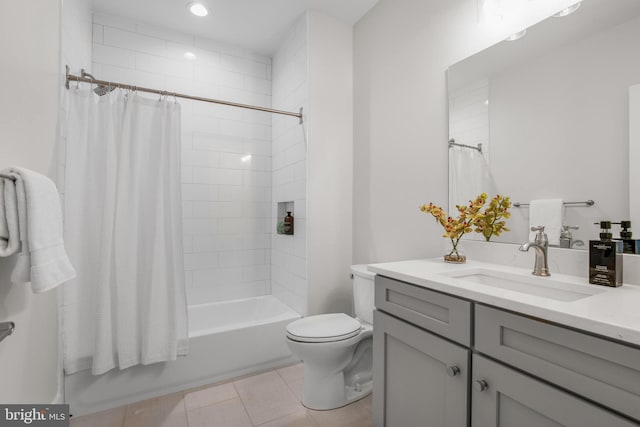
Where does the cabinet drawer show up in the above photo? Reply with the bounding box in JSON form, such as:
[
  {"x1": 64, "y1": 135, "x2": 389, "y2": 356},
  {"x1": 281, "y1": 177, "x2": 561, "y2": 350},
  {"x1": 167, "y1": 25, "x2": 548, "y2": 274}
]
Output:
[
  {"x1": 475, "y1": 304, "x2": 640, "y2": 421},
  {"x1": 472, "y1": 354, "x2": 637, "y2": 427},
  {"x1": 375, "y1": 275, "x2": 471, "y2": 346}
]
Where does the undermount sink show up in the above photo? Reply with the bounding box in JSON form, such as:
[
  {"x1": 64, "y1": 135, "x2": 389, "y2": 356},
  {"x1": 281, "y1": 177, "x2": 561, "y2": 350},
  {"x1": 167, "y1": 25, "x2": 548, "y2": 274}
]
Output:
[{"x1": 441, "y1": 268, "x2": 606, "y2": 302}]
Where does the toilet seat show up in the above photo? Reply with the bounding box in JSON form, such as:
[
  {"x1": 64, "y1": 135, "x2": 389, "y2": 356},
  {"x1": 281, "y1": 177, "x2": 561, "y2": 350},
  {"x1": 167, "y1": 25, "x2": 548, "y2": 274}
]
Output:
[{"x1": 286, "y1": 313, "x2": 362, "y2": 343}]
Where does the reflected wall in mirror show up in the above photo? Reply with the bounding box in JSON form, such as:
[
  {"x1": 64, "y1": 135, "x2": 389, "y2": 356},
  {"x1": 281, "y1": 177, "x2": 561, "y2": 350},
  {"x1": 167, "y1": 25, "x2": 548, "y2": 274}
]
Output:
[{"x1": 448, "y1": 0, "x2": 640, "y2": 249}]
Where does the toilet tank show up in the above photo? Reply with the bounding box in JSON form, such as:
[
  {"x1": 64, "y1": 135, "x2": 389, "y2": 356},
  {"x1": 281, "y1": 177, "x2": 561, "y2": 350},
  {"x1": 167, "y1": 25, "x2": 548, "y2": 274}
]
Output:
[{"x1": 351, "y1": 264, "x2": 376, "y2": 325}]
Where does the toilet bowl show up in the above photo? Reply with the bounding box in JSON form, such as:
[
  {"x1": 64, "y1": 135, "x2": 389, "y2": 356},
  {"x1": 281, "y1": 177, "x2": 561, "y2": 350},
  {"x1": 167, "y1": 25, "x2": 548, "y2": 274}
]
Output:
[{"x1": 286, "y1": 265, "x2": 375, "y2": 410}]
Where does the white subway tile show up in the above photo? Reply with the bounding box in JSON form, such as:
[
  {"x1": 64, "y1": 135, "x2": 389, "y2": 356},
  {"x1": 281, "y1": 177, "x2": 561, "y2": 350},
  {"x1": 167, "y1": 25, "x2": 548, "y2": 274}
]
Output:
[
  {"x1": 243, "y1": 265, "x2": 270, "y2": 282},
  {"x1": 218, "y1": 250, "x2": 244, "y2": 268},
  {"x1": 183, "y1": 236, "x2": 193, "y2": 253},
  {"x1": 100, "y1": 64, "x2": 166, "y2": 89},
  {"x1": 218, "y1": 185, "x2": 244, "y2": 202},
  {"x1": 193, "y1": 234, "x2": 242, "y2": 252},
  {"x1": 273, "y1": 166, "x2": 294, "y2": 187},
  {"x1": 243, "y1": 233, "x2": 271, "y2": 250},
  {"x1": 193, "y1": 101, "x2": 244, "y2": 121},
  {"x1": 183, "y1": 218, "x2": 218, "y2": 235},
  {"x1": 218, "y1": 281, "x2": 267, "y2": 300},
  {"x1": 244, "y1": 170, "x2": 271, "y2": 187},
  {"x1": 194, "y1": 66, "x2": 244, "y2": 90},
  {"x1": 220, "y1": 87, "x2": 268, "y2": 108},
  {"x1": 244, "y1": 76, "x2": 271, "y2": 95},
  {"x1": 294, "y1": 236, "x2": 306, "y2": 258},
  {"x1": 243, "y1": 141, "x2": 272, "y2": 157},
  {"x1": 293, "y1": 161, "x2": 306, "y2": 182},
  {"x1": 182, "y1": 114, "x2": 220, "y2": 134},
  {"x1": 93, "y1": 13, "x2": 136, "y2": 32},
  {"x1": 184, "y1": 252, "x2": 219, "y2": 270},
  {"x1": 93, "y1": 24, "x2": 104, "y2": 44},
  {"x1": 182, "y1": 184, "x2": 218, "y2": 201},
  {"x1": 136, "y1": 23, "x2": 195, "y2": 46},
  {"x1": 195, "y1": 37, "x2": 245, "y2": 57},
  {"x1": 193, "y1": 168, "x2": 243, "y2": 186},
  {"x1": 182, "y1": 166, "x2": 194, "y2": 183},
  {"x1": 136, "y1": 53, "x2": 194, "y2": 79},
  {"x1": 182, "y1": 149, "x2": 220, "y2": 167},
  {"x1": 182, "y1": 201, "x2": 194, "y2": 218},
  {"x1": 193, "y1": 132, "x2": 244, "y2": 152},
  {"x1": 219, "y1": 218, "x2": 244, "y2": 234},
  {"x1": 104, "y1": 27, "x2": 167, "y2": 57},
  {"x1": 290, "y1": 256, "x2": 307, "y2": 279},
  {"x1": 93, "y1": 44, "x2": 136, "y2": 68},
  {"x1": 244, "y1": 202, "x2": 270, "y2": 218}
]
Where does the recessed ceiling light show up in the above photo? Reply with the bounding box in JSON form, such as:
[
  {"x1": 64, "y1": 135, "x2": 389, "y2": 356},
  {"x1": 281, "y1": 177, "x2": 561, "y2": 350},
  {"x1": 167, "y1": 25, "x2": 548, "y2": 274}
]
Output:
[
  {"x1": 505, "y1": 29, "x2": 526, "y2": 42},
  {"x1": 184, "y1": 52, "x2": 197, "y2": 60},
  {"x1": 187, "y1": 2, "x2": 208, "y2": 17},
  {"x1": 553, "y1": 2, "x2": 581, "y2": 18}
]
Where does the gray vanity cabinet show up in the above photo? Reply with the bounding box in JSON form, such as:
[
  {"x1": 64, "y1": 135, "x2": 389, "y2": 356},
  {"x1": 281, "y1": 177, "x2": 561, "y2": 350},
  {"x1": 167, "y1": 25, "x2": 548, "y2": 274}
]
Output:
[
  {"x1": 472, "y1": 354, "x2": 636, "y2": 427},
  {"x1": 372, "y1": 310, "x2": 469, "y2": 427},
  {"x1": 373, "y1": 275, "x2": 640, "y2": 427}
]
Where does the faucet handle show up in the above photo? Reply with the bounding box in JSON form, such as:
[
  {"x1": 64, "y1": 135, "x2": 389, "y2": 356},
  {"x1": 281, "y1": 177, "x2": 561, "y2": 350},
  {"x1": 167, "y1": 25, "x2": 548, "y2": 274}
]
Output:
[
  {"x1": 562, "y1": 225, "x2": 579, "y2": 231},
  {"x1": 530, "y1": 226, "x2": 548, "y2": 245}
]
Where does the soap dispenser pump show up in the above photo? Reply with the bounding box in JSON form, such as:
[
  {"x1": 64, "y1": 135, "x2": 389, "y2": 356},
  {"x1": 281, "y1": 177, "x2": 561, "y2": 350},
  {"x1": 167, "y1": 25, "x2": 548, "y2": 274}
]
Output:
[{"x1": 615, "y1": 220, "x2": 638, "y2": 254}]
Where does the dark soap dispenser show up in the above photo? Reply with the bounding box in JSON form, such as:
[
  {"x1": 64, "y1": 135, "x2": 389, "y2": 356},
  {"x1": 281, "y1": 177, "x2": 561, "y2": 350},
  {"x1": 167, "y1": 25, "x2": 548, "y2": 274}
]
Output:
[
  {"x1": 283, "y1": 211, "x2": 294, "y2": 235},
  {"x1": 589, "y1": 221, "x2": 623, "y2": 287}
]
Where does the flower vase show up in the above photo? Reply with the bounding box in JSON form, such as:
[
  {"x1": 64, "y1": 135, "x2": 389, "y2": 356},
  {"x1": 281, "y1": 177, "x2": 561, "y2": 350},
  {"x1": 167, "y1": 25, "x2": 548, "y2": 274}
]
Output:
[{"x1": 444, "y1": 240, "x2": 466, "y2": 264}]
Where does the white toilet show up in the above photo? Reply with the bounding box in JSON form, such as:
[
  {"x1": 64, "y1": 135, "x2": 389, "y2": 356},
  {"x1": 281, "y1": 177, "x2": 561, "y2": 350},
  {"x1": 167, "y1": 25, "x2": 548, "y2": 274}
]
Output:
[{"x1": 286, "y1": 264, "x2": 375, "y2": 410}]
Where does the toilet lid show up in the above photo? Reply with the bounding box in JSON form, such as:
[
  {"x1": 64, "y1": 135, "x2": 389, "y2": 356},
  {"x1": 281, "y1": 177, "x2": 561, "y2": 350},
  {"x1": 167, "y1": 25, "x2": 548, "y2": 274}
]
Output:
[{"x1": 286, "y1": 313, "x2": 362, "y2": 343}]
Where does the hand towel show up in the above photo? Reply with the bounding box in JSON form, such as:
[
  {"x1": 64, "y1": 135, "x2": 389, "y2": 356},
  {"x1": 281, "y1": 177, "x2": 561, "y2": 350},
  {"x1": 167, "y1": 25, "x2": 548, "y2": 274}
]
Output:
[
  {"x1": 0, "y1": 177, "x2": 20, "y2": 257},
  {"x1": 529, "y1": 198, "x2": 564, "y2": 246},
  {"x1": 3, "y1": 167, "x2": 76, "y2": 293}
]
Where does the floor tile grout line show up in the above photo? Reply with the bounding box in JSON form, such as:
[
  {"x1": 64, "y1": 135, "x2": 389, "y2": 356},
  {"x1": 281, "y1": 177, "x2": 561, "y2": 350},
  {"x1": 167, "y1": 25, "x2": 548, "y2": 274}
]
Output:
[
  {"x1": 231, "y1": 380, "x2": 257, "y2": 426},
  {"x1": 275, "y1": 367, "x2": 303, "y2": 406}
]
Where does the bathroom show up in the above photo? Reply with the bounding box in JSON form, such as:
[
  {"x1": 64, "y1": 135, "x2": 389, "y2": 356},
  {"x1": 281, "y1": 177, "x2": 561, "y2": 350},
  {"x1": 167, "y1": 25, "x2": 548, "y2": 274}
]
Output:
[{"x1": 1, "y1": 0, "x2": 640, "y2": 426}]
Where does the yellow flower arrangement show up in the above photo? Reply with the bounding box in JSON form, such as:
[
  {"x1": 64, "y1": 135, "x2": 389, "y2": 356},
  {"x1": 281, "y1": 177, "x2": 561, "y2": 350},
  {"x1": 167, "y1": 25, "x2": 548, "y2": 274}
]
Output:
[
  {"x1": 420, "y1": 193, "x2": 512, "y2": 263},
  {"x1": 472, "y1": 194, "x2": 512, "y2": 241}
]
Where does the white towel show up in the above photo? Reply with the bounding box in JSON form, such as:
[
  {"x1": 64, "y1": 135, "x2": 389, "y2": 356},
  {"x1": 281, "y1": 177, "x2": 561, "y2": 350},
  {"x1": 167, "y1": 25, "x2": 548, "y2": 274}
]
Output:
[
  {"x1": 0, "y1": 177, "x2": 20, "y2": 256},
  {"x1": 2, "y1": 167, "x2": 76, "y2": 293},
  {"x1": 529, "y1": 198, "x2": 564, "y2": 246}
]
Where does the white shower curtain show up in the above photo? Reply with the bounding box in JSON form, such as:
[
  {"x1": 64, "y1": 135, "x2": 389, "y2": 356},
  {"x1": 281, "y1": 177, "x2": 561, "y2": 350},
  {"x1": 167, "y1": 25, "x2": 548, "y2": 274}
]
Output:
[
  {"x1": 448, "y1": 146, "x2": 496, "y2": 214},
  {"x1": 61, "y1": 88, "x2": 188, "y2": 375}
]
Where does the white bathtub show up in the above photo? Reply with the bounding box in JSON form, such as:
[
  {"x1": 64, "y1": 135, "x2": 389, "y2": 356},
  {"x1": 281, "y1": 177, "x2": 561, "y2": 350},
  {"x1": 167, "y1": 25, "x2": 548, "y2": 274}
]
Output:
[{"x1": 65, "y1": 295, "x2": 301, "y2": 416}]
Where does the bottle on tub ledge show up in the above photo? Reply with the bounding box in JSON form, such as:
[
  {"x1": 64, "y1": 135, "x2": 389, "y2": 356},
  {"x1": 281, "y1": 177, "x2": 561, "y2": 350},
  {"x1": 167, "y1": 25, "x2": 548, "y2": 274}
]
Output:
[
  {"x1": 283, "y1": 211, "x2": 294, "y2": 235},
  {"x1": 589, "y1": 221, "x2": 623, "y2": 287}
]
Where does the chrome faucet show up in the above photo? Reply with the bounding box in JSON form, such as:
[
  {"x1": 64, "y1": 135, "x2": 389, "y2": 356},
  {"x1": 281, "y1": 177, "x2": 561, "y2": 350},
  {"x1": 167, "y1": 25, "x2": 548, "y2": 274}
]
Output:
[{"x1": 520, "y1": 226, "x2": 550, "y2": 276}]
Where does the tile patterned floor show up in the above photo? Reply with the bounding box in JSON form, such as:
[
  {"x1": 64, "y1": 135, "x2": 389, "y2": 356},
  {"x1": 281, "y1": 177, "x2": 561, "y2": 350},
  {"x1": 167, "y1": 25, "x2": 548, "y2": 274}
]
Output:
[{"x1": 70, "y1": 364, "x2": 373, "y2": 427}]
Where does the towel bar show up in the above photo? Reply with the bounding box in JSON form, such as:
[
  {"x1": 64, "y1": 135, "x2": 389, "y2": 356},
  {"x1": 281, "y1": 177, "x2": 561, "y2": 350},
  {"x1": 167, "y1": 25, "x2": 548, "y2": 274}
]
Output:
[
  {"x1": 0, "y1": 173, "x2": 16, "y2": 181},
  {"x1": 513, "y1": 200, "x2": 595, "y2": 208},
  {"x1": 0, "y1": 321, "x2": 15, "y2": 344}
]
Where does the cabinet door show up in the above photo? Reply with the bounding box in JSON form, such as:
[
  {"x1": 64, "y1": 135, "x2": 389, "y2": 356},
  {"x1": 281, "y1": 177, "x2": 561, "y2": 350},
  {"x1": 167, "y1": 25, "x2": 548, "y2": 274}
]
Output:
[
  {"x1": 472, "y1": 355, "x2": 637, "y2": 427},
  {"x1": 373, "y1": 310, "x2": 469, "y2": 427}
]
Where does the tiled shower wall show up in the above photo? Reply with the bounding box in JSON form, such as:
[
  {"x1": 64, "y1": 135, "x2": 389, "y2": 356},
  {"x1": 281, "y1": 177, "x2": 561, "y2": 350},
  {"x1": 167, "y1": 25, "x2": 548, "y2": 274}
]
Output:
[
  {"x1": 271, "y1": 15, "x2": 309, "y2": 316},
  {"x1": 91, "y1": 13, "x2": 273, "y2": 305}
]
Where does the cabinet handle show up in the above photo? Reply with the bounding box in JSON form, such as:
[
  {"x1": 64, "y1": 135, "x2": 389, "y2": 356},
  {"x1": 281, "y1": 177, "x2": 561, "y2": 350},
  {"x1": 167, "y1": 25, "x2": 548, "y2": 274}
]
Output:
[
  {"x1": 446, "y1": 365, "x2": 461, "y2": 377},
  {"x1": 473, "y1": 379, "x2": 489, "y2": 392}
]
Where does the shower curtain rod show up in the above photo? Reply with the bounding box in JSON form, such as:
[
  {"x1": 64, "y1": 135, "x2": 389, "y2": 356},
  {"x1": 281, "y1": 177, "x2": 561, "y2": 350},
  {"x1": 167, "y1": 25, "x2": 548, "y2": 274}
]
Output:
[
  {"x1": 448, "y1": 139, "x2": 482, "y2": 153},
  {"x1": 65, "y1": 66, "x2": 303, "y2": 124}
]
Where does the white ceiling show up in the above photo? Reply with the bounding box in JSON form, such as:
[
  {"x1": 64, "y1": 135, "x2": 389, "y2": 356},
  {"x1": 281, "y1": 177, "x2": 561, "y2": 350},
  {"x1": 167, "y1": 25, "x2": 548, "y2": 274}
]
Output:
[{"x1": 91, "y1": 0, "x2": 379, "y2": 56}]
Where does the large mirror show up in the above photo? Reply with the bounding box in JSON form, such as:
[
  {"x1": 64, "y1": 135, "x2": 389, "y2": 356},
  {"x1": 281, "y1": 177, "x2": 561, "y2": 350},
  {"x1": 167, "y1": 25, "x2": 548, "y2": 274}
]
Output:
[{"x1": 448, "y1": 0, "x2": 640, "y2": 249}]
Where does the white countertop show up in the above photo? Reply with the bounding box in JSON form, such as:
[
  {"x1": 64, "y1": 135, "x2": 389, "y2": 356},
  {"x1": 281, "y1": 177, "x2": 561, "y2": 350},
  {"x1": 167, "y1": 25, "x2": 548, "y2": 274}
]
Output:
[{"x1": 368, "y1": 259, "x2": 640, "y2": 347}]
